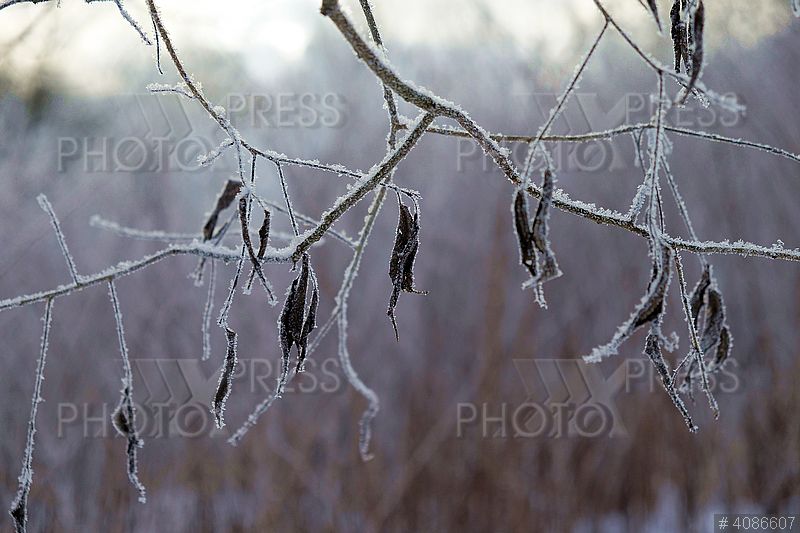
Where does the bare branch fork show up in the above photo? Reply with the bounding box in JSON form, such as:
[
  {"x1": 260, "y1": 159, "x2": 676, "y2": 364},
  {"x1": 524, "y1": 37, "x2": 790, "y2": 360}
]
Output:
[{"x1": 3, "y1": 0, "x2": 800, "y2": 526}]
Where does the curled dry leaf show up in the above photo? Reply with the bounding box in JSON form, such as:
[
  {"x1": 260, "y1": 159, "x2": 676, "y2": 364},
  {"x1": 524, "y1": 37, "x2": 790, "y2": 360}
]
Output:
[
  {"x1": 202, "y1": 180, "x2": 242, "y2": 240},
  {"x1": 244, "y1": 209, "x2": 271, "y2": 293},
  {"x1": 685, "y1": 0, "x2": 705, "y2": 98},
  {"x1": 513, "y1": 170, "x2": 562, "y2": 306},
  {"x1": 689, "y1": 263, "x2": 711, "y2": 327},
  {"x1": 633, "y1": 243, "x2": 672, "y2": 330},
  {"x1": 670, "y1": 0, "x2": 689, "y2": 72},
  {"x1": 643, "y1": 0, "x2": 662, "y2": 31},
  {"x1": 238, "y1": 198, "x2": 273, "y2": 299},
  {"x1": 211, "y1": 328, "x2": 238, "y2": 429},
  {"x1": 699, "y1": 287, "x2": 725, "y2": 352},
  {"x1": 387, "y1": 196, "x2": 426, "y2": 340},
  {"x1": 279, "y1": 254, "x2": 319, "y2": 378},
  {"x1": 583, "y1": 242, "x2": 672, "y2": 363},
  {"x1": 644, "y1": 333, "x2": 698, "y2": 432},
  {"x1": 710, "y1": 326, "x2": 732, "y2": 371},
  {"x1": 513, "y1": 189, "x2": 536, "y2": 278},
  {"x1": 679, "y1": 272, "x2": 732, "y2": 395},
  {"x1": 297, "y1": 271, "x2": 319, "y2": 373},
  {"x1": 530, "y1": 169, "x2": 562, "y2": 288}
]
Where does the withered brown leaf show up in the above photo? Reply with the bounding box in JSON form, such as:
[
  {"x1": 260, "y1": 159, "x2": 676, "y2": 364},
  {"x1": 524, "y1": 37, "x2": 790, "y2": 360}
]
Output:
[
  {"x1": 689, "y1": 263, "x2": 711, "y2": 327},
  {"x1": 279, "y1": 254, "x2": 319, "y2": 374},
  {"x1": 644, "y1": 0, "x2": 662, "y2": 31},
  {"x1": 632, "y1": 243, "x2": 672, "y2": 329},
  {"x1": 244, "y1": 209, "x2": 272, "y2": 293},
  {"x1": 685, "y1": 0, "x2": 705, "y2": 96},
  {"x1": 202, "y1": 180, "x2": 242, "y2": 241},
  {"x1": 699, "y1": 286, "x2": 725, "y2": 353},
  {"x1": 670, "y1": 0, "x2": 688, "y2": 72},
  {"x1": 644, "y1": 333, "x2": 698, "y2": 432},
  {"x1": 211, "y1": 327, "x2": 238, "y2": 429},
  {"x1": 238, "y1": 198, "x2": 273, "y2": 299},
  {"x1": 513, "y1": 189, "x2": 536, "y2": 278},
  {"x1": 387, "y1": 196, "x2": 426, "y2": 340},
  {"x1": 531, "y1": 169, "x2": 561, "y2": 285},
  {"x1": 583, "y1": 241, "x2": 673, "y2": 363}
]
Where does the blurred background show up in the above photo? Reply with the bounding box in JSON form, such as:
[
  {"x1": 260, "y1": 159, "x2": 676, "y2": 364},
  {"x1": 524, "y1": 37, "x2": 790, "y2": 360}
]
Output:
[{"x1": 0, "y1": 0, "x2": 798, "y2": 531}]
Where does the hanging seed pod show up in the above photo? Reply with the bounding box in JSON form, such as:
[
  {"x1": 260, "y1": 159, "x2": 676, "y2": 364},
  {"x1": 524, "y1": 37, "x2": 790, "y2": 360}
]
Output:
[
  {"x1": 211, "y1": 328, "x2": 238, "y2": 429},
  {"x1": 202, "y1": 180, "x2": 242, "y2": 240},
  {"x1": 387, "y1": 196, "x2": 426, "y2": 340}
]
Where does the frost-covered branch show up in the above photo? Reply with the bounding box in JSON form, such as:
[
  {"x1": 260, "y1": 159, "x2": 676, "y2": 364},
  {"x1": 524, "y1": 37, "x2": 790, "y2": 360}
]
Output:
[{"x1": 8, "y1": 298, "x2": 53, "y2": 533}]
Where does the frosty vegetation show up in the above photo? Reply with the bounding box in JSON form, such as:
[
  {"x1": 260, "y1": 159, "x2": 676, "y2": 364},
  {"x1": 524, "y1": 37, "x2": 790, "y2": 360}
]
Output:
[{"x1": 1, "y1": 0, "x2": 800, "y2": 531}]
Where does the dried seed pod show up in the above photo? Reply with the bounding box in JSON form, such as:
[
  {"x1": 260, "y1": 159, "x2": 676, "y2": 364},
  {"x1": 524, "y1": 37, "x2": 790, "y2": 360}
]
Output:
[
  {"x1": 644, "y1": 333, "x2": 698, "y2": 432},
  {"x1": 211, "y1": 328, "x2": 238, "y2": 429},
  {"x1": 387, "y1": 196, "x2": 426, "y2": 340},
  {"x1": 202, "y1": 180, "x2": 242, "y2": 240}
]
